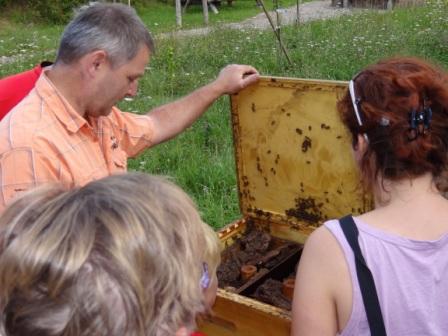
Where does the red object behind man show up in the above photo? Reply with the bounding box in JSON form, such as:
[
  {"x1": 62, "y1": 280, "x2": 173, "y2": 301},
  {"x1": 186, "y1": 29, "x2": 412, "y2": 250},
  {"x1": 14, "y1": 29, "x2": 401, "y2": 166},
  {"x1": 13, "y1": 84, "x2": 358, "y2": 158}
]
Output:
[{"x1": 0, "y1": 61, "x2": 52, "y2": 120}]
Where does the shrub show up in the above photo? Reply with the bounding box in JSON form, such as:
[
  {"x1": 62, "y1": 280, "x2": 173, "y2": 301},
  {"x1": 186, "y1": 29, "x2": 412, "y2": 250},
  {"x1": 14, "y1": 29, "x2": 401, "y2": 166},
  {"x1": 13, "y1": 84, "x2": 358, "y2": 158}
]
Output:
[
  {"x1": 0, "y1": 0, "x2": 86, "y2": 24},
  {"x1": 32, "y1": 0, "x2": 86, "y2": 24}
]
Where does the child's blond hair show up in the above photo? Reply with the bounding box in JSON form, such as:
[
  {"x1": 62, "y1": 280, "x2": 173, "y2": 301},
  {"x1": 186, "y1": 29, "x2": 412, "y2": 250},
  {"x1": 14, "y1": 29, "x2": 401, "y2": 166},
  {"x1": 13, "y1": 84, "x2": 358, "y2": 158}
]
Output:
[{"x1": 0, "y1": 173, "x2": 220, "y2": 336}]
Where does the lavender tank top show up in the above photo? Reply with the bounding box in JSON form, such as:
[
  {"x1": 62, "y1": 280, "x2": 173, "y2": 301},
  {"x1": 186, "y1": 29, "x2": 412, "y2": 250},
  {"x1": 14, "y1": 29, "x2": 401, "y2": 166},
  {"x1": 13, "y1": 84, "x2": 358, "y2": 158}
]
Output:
[{"x1": 325, "y1": 217, "x2": 448, "y2": 336}]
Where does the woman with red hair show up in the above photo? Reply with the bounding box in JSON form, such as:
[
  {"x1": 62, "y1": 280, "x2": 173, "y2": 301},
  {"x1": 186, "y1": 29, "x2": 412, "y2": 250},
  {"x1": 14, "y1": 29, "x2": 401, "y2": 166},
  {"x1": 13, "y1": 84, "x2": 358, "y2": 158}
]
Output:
[{"x1": 292, "y1": 58, "x2": 448, "y2": 336}]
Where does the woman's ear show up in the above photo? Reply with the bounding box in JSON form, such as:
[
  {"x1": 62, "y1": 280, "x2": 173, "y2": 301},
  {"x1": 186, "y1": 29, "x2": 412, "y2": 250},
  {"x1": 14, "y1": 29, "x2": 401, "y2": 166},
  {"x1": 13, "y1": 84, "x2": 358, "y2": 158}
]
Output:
[{"x1": 354, "y1": 133, "x2": 368, "y2": 163}]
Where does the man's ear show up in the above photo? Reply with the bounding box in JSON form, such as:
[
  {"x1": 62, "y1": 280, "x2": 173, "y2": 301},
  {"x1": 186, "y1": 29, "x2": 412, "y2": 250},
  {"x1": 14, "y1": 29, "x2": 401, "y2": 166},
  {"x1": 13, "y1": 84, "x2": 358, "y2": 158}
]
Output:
[{"x1": 81, "y1": 50, "x2": 108, "y2": 78}]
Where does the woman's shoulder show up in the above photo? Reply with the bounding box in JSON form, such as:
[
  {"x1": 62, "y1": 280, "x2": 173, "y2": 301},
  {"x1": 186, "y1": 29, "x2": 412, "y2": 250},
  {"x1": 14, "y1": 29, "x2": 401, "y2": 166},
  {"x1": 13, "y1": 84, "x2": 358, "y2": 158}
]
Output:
[
  {"x1": 293, "y1": 220, "x2": 354, "y2": 334},
  {"x1": 301, "y1": 222, "x2": 347, "y2": 270}
]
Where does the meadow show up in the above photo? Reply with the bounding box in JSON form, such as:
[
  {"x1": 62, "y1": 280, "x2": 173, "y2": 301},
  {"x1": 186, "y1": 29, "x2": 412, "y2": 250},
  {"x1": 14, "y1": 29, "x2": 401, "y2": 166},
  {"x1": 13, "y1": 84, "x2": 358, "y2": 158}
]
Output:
[{"x1": 0, "y1": 0, "x2": 447, "y2": 228}]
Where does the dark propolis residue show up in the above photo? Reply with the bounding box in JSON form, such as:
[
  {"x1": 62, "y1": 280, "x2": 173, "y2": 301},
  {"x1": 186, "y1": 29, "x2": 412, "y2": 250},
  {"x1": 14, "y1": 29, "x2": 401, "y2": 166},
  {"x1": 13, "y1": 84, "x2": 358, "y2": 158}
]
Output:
[{"x1": 256, "y1": 156, "x2": 263, "y2": 174}]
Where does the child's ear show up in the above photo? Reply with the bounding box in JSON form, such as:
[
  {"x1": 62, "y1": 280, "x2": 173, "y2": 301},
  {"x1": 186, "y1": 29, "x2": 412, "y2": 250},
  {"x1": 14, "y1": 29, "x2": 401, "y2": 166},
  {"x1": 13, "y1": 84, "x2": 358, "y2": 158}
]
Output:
[
  {"x1": 175, "y1": 327, "x2": 189, "y2": 336},
  {"x1": 203, "y1": 274, "x2": 218, "y2": 309}
]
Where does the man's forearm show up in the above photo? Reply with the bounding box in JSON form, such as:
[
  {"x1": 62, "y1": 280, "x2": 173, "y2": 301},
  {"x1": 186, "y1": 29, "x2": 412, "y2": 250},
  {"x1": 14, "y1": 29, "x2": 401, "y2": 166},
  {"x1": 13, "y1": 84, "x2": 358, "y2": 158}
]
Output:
[
  {"x1": 146, "y1": 80, "x2": 223, "y2": 145},
  {"x1": 146, "y1": 64, "x2": 259, "y2": 145}
]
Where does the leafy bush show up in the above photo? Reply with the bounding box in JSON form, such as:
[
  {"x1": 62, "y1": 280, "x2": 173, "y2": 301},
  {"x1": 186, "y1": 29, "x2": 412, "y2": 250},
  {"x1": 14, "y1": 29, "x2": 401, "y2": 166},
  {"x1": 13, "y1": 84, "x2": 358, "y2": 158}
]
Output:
[
  {"x1": 0, "y1": 0, "x2": 86, "y2": 24},
  {"x1": 32, "y1": 0, "x2": 86, "y2": 24}
]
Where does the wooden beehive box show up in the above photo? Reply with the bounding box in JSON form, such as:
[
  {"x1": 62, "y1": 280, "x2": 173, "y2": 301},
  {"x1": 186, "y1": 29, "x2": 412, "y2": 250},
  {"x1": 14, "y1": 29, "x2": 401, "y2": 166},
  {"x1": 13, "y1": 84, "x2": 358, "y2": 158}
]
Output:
[{"x1": 199, "y1": 77, "x2": 372, "y2": 336}]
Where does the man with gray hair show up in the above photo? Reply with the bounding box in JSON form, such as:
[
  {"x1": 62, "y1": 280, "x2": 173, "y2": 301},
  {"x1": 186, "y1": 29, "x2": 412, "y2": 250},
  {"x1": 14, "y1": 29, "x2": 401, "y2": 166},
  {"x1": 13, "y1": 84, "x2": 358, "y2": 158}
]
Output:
[{"x1": 0, "y1": 3, "x2": 259, "y2": 211}]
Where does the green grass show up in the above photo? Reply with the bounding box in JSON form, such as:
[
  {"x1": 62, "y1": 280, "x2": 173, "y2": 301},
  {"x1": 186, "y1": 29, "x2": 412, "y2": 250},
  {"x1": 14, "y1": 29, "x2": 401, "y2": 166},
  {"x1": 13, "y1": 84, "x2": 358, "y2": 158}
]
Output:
[
  {"x1": 0, "y1": 19, "x2": 61, "y2": 74},
  {"x1": 1, "y1": 1, "x2": 447, "y2": 228}
]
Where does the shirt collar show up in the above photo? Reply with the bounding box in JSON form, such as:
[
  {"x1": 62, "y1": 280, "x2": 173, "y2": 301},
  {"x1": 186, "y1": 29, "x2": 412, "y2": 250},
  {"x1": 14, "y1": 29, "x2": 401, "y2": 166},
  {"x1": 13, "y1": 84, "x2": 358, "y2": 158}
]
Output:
[{"x1": 35, "y1": 69, "x2": 88, "y2": 133}]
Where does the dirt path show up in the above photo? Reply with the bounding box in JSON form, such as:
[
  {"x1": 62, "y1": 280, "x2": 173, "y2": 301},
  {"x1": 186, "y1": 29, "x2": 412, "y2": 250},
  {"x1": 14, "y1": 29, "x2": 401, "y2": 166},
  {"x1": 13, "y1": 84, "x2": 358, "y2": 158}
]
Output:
[{"x1": 159, "y1": 0, "x2": 355, "y2": 38}]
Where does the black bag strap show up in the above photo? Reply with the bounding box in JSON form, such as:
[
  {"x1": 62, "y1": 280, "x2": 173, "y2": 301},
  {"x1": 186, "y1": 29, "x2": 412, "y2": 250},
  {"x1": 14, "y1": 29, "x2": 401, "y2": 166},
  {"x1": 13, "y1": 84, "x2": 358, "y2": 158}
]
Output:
[{"x1": 339, "y1": 215, "x2": 387, "y2": 336}]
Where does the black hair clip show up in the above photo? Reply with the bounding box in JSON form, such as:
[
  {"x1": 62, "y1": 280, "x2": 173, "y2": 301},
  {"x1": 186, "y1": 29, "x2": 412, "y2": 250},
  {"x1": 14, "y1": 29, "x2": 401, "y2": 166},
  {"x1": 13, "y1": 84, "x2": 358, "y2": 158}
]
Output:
[
  {"x1": 408, "y1": 104, "x2": 432, "y2": 141},
  {"x1": 424, "y1": 106, "x2": 432, "y2": 127}
]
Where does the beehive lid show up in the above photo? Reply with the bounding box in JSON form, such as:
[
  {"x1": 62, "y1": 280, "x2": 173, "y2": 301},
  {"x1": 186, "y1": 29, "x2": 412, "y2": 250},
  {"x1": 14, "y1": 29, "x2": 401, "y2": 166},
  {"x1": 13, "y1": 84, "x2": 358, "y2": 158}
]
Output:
[{"x1": 230, "y1": 76, "x2": 372, "y2": 229}]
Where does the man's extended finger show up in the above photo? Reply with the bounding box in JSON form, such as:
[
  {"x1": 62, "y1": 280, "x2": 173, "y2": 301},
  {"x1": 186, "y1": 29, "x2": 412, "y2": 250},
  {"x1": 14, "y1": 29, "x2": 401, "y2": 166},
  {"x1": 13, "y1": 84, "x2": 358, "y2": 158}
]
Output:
[
  {"x1": 239, "y1": 65, "x2": 259, "y2": 76},
  {"x1": 241, "y1": 73, "x2": 260, "y2": 88}
]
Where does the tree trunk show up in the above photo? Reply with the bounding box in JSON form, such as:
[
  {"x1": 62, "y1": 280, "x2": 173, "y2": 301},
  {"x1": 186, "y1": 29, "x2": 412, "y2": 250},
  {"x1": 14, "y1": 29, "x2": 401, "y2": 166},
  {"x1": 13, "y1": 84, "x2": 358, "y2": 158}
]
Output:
[
  {"x1": 175, "y1": 0, "x2": 182, "y2": 27},
  {"x1": 202, "y1": 0, "x2": 209, "y2": 25}
]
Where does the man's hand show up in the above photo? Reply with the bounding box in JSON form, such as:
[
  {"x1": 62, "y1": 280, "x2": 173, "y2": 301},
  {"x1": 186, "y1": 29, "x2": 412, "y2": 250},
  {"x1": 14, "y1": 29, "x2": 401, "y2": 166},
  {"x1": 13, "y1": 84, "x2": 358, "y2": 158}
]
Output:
[{"x1": 212, "y1": 64, "x2": 260, "y2": 95}]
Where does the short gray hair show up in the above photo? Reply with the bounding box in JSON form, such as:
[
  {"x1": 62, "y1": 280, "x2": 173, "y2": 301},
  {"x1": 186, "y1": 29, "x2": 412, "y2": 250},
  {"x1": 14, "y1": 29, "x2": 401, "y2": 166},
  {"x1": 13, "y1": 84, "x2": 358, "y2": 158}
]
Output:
[{"x1": 56, "y1": 3, "x2": 155, "y2": 67}]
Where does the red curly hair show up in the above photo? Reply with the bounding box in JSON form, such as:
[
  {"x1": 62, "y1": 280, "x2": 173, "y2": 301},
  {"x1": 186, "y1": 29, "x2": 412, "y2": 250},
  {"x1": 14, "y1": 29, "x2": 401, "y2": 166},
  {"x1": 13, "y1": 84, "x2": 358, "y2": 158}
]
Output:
[{"x1": 338, "y1": 57, "x2": 448, "y2": 192}]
